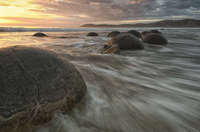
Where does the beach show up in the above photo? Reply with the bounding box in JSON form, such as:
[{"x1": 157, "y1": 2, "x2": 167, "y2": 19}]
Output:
[{"x1": 0, "y1": 28, "x2": 200, "y2": 132}]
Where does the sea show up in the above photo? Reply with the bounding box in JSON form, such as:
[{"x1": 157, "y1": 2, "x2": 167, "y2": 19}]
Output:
[{"x1": 0, "y1": 27, "x2": 200, "y2": 132}]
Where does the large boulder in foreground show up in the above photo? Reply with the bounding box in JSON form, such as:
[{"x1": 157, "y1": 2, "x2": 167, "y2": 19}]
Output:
[
  {"x1": 143, "y1": 33, "x2": 168, "y2": 45},
  {"x1": 107, "y1": 31, "x2": 120, "y2": 37},
  {"x1": 128, "y1": 30, "x2": 142, "y2": 38},
  {"x1": 33, "y1": 32, "x2": 47, "y2": 37},
  {"x1": 0, "y1": 46, "x2": 87, "y2": 131},
  {"x1": 87, "y1": 32, "x2": 98, "y2": 36},
  {"x1": 103, "y1": 33, "x2": 144, "y2": 54}
]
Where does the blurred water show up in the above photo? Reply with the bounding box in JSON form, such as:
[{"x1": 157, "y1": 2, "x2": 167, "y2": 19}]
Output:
[{"x1": 0, "y1": 28, "x2": 200, "y2": 132}]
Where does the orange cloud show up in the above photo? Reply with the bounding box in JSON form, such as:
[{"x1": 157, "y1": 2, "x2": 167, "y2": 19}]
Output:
[
  {"x1": 0, "y1": 0, "x2": 72, "y2": 27},
  {"x1": 1, "y1": 0, "x2": 197, "y2": 27}
]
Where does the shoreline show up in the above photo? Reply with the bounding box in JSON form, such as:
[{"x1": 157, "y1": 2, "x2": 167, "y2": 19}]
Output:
[{"x1": 1, "y1": 27, "x2": 200, "y2": 33}]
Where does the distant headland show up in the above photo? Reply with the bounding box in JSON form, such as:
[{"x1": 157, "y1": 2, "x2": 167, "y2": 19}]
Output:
[{"x1": 81, "y1": 19, "x2": 200, "y2": 28}]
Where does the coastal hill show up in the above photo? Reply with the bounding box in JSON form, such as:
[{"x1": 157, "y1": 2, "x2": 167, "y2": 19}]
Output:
[{"x1": 81, "y1": 19, "x2": 200, "y2": 28}]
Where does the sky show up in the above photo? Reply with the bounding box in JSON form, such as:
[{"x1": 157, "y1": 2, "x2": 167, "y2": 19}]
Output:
[{"x1": 0, "y1": 0, "x2": 200, "y2": 28}]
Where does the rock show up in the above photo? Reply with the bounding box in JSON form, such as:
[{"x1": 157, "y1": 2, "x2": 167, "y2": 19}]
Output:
[
  {"x1": 110, "y1": 33, "x2": 144, "y2": 50},
  {"x1": 104, "y1": 45, "x2": 110, "y2": 49},
  {"x1": 57, "y1": 36, "x2": 79, "y2": 39},
  {"x1": 141, "y1": 31, "x2": 151, "y2": 36},
  {"x1": 141, "y1": 30, "x2": 162, "y2": 40},
  {"x1": 127, "y1": 30, "x2": 142, "y2": 38},
  {"x1": 107, "y1": 31, "x2": 120, "y2": 37},
  {"x1": 87, "y1": 32, "x2": 98, "y2": 36},
  {"x1": 141, "y1": 30, "x2": 162, "y2": 36},
  {"x1": 33, "y1": 32, "x2": 47, "y2": 37},
  {"x1": 103, "y1": 33, "x2": 144, "y2": 53},
  {"x1": 143, "y1": 33, "x2": 168, "y2": 45},
  {"x1": 103, "y1": 44, "x2": 120, "y2": 54},
  {"x1": 150, "y1": 30, "x2": 162, "y2": 34},
  {"x1": 0, "y1": 46, "x2": 87, "y2": 131}
]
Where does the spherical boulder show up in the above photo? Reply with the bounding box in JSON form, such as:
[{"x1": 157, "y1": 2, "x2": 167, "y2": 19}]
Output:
[
  {"x1": 103, "y1": 33, "x2": 144, "y2": 53},
  {"x1": 102, "y1": 44, "x2": 120, "y2": 54},
  {"x1": 143, "y1": 33, "x2": 168, "y2": 45},
  {"x1": 87, "y1": 32, "x2": 98, "y2": 36},
  {"x1": 107, "y1": 31, "x2": 120, "y2": 37},
  {"x1": 128, "y1": 30, "x2": 142, "y2": 38},
  {"x1": 109, "y1": 33, "x2": 144, "y2": 50},
  {"x1": 141, "y1": 30, "x2": 162, "y2": 39},
  {"x1": 150, "y1": 30, "x2": 162, "y2": 34},
  {"x1": 33, "y1": 32, "x2": 47, "y2": 37},
  {"x1": 141, "y1": 31, "x2": 151, "y2": 36},
  {"x1": 0, "y1": 46, "x2": 87, "y2": 131}
]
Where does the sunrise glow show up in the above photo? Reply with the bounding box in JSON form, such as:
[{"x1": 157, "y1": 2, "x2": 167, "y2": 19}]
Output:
[
  {"x1": 0, "y1": 0, "x2": 199, "y2": 28},
  {"x1": 0, "y1": 0, "x2": 68, "y2": 27}
]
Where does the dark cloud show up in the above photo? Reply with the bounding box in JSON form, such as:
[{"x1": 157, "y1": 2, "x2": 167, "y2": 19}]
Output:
[
  {"x1": 31, "y1": 0, "x2": 200, "y2": 24},
  {"x1": 156, "y1": 0, "x2": 200, "y2": 18}
]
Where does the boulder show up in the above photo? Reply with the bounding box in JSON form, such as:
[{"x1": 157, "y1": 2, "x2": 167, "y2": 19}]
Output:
[
  {"x1": 127, "y1": 30, "x2": 142, "y2": 38},
  {"x1": 150, "y1": 30, "x2": 162, "y2": 34},
  {"x1": 107, "y1": 31, "x2": 120, "y2": 37},
  {"x1": 141, "y1": 31, "x2": 152, "y2": 36},
  {"x1": 87, "y1": 32, "x2": 98, "y2": 36},
  {"x1": 143, "y1": 33, "x2": 168, "y2": 45},
  {"x1": 103, "y1": 33, "x2": 144, "y2": 53},
  {"x1": 141, "y1": 30, "x2": 162, "y2": 38},
  {"x1": 0, "y1": 46, "x2": 87, "y2": 131},
  {"x1": 109, "y1": 33, "x2": 144, "y2": 50},
  {"x1": 33, "y1": 32, "x2": 47, "y2": 37},
  {"x1": 103, "y1": 44, "x2": 120, "y2": 54}
]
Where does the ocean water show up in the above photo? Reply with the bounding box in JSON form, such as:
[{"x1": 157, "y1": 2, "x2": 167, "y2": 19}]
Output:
[{"x1": 0, "y1": 28, "x2": 200, "y2": 132}]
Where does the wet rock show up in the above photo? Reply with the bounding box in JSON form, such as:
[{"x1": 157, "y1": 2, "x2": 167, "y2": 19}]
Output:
[
  {"x1": 141, "y1": 30, "x2": 162, "y2": 38},
  {"x1": 110, "y1": 33, "x2": 144, "y2": 50},
  {"x1": 103, "y1": 44, "x2": 120, "y2": 54},
  {"x1": 107, "y1": 31, "x2": 120, "y2": 37},
  {"x1": 57, "y1": 36, "x2": 68, "y2": 39},
  {"x1": 150, "y1": 30, "x2": 162, "y2": 34},
  {"x1": 143, "y1": 33, "x2": 168, "y2": 45},
  {"x1": 0, "y1": 46, "x2": 87, "y2": 131},
  {"x1": 103, "y1": 33, "x2": 144, "y2": 53},
  {"x1": 128, "y1": 30, "x2": 142, "y2": 38},
  {"x1": 87, "y1": 32, "x2": 98, "y2": 36},
  {"x1": 56, "y1": 36, "x2": 79, "y2": 39},
  {"x1": 141, "y1": 31, "x2": 152, "y2": 37},
  {"x1": 104, "y1": 44, "x2": 110, "y2": 49},
  {"x1": 33, "y1": 32, "x2": 47, "y2": 37}
]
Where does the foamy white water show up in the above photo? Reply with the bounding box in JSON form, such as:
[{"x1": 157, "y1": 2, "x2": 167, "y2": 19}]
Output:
[{"x1": 0, "y1": 28, "x2": 200, "y2": 132}]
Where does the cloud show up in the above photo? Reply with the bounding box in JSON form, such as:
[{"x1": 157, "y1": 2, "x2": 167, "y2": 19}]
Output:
[
  {"x1": 1, "y1": 0, "x2": 200, "y2": 27},
  {"x1": 156, "y1": 0, "x2": 200, "y2": 18},
  {"x1": 30, "y1": 0, "x2": 200, "y2": 24},
  {"x1": 31, "y1": 0, "x2": 157, "y2": 21},
  {"x1": 0, "y1": 16, "x2": 79, "y2": 27}
]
